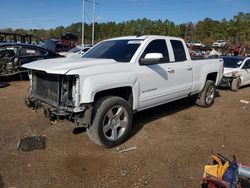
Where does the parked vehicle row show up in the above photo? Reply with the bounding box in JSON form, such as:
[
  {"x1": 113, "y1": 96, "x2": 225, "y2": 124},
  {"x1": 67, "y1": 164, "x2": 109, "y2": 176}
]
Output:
[
  {"x1": 0, "y1": 42, "x2": 93, "y2": 77},
  {"x1": 23, "y1": 35, "x2": 224, "y2": 147},
  {"x1": 187, "y1": 40, "x2": 226, "y2": 48},
  {"x1": 0, "y1": 43, "x2": 63, "y2": 76}
]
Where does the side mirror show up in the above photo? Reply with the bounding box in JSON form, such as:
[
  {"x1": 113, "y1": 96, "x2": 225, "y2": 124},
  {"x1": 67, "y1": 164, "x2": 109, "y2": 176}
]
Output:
[{"x1": 140, "y1": 53, "x2": 163, "y2": 65}]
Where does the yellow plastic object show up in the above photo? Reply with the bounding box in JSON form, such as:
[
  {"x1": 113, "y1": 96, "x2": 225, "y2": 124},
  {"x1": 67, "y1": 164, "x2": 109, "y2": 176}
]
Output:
[
  {"x1": 203, "y1": 155, "x2": 229, "y2": 179},
  {"x1": 212, "y1": 155, "x2": 223, "y2": 178},
  {"x1": 204, "y1": 164, "x2": 219, "y2": 177}
]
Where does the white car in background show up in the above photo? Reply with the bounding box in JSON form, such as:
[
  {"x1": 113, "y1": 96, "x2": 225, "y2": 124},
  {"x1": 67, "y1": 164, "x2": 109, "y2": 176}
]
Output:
[
  {"x1": 213, "y1": 40, "x2": 226, "y2": 48},
  {"x1": 220, "y1": 56, "x2": 250, "y2": 91},
  {"x1": 60, "y1": 45, "x2": 92, "y2": 58},
  {"x1": 187, "y1": 41, "x2": 205, "y2": 48}
]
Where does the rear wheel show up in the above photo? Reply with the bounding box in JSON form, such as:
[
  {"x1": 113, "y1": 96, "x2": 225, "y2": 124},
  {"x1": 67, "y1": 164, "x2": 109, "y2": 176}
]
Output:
[
  {"x1": 87, "y1": 96, "x2": 133, "y2": 147},
  {"x1": 231, "y1": 77, "x2": 241, "y2": 91},
  {"x1": 196, "y1": 80, "x2": 216, "y2": 108}
]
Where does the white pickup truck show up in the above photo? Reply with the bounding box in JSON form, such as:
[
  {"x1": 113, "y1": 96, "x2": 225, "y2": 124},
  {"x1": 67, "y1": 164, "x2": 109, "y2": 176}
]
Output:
[{"x1": 23, "y1": 35, "x2": 223, "y2": 147}]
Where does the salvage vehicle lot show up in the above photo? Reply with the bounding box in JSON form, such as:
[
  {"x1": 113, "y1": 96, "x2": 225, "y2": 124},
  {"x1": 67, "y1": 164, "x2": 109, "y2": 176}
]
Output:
[{"x1": 0, "y1": 81, "x2": 250, "y2": 188}]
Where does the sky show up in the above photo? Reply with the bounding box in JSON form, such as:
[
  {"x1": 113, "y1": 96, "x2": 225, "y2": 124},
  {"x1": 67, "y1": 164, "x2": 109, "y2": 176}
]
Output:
[{"x1": 0, "y1": 0, "x2": 249, "y2": 29}]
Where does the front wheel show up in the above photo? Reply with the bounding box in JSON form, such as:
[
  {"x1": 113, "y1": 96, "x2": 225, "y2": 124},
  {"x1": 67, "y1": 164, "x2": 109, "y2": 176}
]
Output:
[
  {"x1": 196, "y1": 80, "x2": 216, "y2": 108},
  {"x1": 87, "y1": 96, "x2": 133, "y2": 147}
]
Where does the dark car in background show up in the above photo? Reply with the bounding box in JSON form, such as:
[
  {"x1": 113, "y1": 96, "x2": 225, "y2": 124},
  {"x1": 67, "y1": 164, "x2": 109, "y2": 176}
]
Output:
[{"x1": 0, "y1": 43, "x2": 63, "y2": 76}]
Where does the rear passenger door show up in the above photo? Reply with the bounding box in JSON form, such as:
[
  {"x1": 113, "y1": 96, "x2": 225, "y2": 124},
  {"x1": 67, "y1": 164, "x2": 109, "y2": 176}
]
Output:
[
  {"x1": 167, "y1": 39, "x2": 193, "y2": 95},
  {"x1": 137, "y1": 39, "x2": 193, "y2": 110}
]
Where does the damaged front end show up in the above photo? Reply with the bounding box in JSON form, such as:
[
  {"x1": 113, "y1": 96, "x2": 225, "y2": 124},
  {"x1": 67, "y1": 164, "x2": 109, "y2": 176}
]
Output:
[
  {"x1": 0, "y1": 47, "x2": 22, "y2": 76},
  {"x1": 220, "y1": 71, "x2": 240, "y2": 87},
  {"x1": 25, "y1": 70, "x2": 92, "y2": 126}
]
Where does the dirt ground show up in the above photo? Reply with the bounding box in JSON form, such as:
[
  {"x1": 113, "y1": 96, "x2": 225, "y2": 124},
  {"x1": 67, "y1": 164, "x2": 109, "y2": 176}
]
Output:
[{"x1": 0, "y1": 80, "x2": 250, "y2": 188}]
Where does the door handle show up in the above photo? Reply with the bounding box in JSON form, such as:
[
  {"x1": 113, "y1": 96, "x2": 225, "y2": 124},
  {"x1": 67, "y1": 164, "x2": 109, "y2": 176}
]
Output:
[
  {"x1": 166, "y1": 68, "x2": 174, "y2": 73},
  {"x1": 186, "y1": 66, "x2": 192, "y2": 71}
]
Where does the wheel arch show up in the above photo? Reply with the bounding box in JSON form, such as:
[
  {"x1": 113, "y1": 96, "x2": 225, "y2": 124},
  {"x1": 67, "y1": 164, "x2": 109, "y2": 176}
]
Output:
[
  {"x1": 206, "y1": 72, "x2": 218, "y2": 82},
  {"x1": 94, "y1": 86, "x2": 134, "y2": 108}
]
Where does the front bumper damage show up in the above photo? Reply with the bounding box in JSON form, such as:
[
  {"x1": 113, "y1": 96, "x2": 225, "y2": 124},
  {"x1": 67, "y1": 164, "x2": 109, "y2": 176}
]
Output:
[
  {"x1": 25, "y1": 96, "x2": 93, "y2": 127},
  {"x1": 0, "y1": 53, "x2": 25, "y2": 76},
  {"x1": 220, "y1": 71, "x2": 241, "y2": 87},
  {"x1": 220, "y1": 76, "x2": 233, "y2": 87},
  {"x1": 25, "y1": 70, "x2": 93, "y2": 127}
]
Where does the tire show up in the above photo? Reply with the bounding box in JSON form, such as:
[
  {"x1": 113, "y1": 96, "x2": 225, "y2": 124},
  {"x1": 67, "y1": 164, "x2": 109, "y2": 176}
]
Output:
[
  {"x1": 196, "y1": 80, "x2": 216, "y2": 108},
  {"x1": 87, "y1": 96, "x2": 133, "y2": 147},
  {"x1": 231, "y1": 77, "x2": 241, "y2": 92}
]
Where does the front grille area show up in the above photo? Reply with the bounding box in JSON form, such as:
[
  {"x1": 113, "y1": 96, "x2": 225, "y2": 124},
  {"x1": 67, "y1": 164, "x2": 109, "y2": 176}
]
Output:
[{"x1": 32, "y1": 71, "x2": 60, "y2": 105}]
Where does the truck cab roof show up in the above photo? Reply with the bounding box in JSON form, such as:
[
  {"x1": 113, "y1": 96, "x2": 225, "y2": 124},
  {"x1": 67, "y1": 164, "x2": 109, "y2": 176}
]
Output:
[{"x1": 107, "y1": 35, "x2": 183, "y2": 41}]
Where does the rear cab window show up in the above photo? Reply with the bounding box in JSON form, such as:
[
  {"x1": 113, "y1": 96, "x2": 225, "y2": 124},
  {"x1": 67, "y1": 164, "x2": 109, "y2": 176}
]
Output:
[{"x1": 170, "y1": 40, "x2": 187, "y2": 62}]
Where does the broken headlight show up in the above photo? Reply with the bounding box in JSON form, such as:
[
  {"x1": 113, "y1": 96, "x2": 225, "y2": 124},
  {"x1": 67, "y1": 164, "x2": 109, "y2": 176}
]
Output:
[{"x1": 60, "y1": 75, "x2": 79, "y2": 107}]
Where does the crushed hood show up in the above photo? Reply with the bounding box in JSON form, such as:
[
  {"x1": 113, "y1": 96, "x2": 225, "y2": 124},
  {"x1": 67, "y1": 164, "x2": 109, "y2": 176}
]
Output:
[
  {"x1": 22, "y1": 57, "x2": 117, "y2": 74},
  {"x1": 223, "y1": 67, "x2": 239, "y2": 74},
  {"x1": 223, "y1": 67, "x2": 241, "y2": 77}
]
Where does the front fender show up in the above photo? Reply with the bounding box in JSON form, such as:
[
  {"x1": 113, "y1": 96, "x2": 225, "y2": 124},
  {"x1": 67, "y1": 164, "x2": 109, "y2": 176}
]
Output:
[{"x1": 79, "y1": 72, "x2": 140, "y2": 110}]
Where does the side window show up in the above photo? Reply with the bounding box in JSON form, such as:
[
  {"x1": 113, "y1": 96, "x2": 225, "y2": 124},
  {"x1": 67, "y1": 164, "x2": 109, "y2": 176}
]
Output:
[
  {"x1": 82, "y1": 48, "x2": 90, "y2": 53},
  {"x1": 243, "y1": 60, "x2": 250, "y2": 69},
  {"x1": 170, "y1": 40, "x2": 187, "y2": 62},
  {"x1": 19, "y1": 47, "x2": 47, "y2": 57},
  {"x1": 141, "y1": 39, "x2": 169, "y2": 63}
]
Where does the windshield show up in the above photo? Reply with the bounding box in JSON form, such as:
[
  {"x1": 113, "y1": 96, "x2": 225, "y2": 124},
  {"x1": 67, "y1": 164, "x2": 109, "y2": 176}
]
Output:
[
  {"x1": 83, "y1": 39, "x2": 143, "y2": 62},
  {"x1": 223, "y1": 57, "x2": 245, "y2": 68},
  {"x1": 69, "y1": 46, "x2": 82, "y2": 53}
]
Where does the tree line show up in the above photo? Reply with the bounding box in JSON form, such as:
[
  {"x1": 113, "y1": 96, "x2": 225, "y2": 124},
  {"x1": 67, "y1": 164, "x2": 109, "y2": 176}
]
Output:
[{"x1": 1, "y1": 12, "x2": 250, "y2": 47}]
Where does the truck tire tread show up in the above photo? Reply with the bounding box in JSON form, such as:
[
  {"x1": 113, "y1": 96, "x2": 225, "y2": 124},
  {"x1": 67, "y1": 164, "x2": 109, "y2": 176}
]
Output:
[
  {"x1": 87, "y1": 96, "x2": 133, "y2": 147},
  {"x1": 196, "y1": 80, "x2": 216, "y2": 108}
]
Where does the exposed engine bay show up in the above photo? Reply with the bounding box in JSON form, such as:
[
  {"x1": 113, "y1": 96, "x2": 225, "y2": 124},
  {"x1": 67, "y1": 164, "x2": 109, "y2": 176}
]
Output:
[{"x1": 0, "y1": 46, "x2": 20, "y2": 76}]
